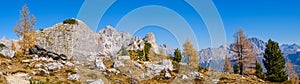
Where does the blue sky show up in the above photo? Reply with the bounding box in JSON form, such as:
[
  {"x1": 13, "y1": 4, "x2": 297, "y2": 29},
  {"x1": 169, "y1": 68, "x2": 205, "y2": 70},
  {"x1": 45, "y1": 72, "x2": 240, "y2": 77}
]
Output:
[{"x1": 0, "y1": 0, "x2": 300, "y2": 50}]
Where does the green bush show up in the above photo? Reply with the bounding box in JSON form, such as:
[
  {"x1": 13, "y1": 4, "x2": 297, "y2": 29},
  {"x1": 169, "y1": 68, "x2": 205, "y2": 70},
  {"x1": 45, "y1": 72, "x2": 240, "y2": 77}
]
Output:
[{"x1": 63, "y1": 19, "x2": 78, "y2": 24}]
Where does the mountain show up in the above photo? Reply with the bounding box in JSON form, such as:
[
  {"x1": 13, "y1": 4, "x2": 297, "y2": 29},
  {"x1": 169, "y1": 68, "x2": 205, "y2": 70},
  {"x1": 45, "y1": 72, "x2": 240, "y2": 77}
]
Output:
[
  {"x1": 35, "y1": 19, "x2": 160, "y2": 62},
  {"x1": 281, "y1": 44, "x2": 300, "y2": 56}
]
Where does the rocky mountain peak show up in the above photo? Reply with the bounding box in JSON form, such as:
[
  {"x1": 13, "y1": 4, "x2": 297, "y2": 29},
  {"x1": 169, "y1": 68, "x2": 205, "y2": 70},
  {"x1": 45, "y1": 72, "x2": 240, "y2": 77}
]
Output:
[{"x1": 143, "y1": 32, "x2": 159, "y2": 54}]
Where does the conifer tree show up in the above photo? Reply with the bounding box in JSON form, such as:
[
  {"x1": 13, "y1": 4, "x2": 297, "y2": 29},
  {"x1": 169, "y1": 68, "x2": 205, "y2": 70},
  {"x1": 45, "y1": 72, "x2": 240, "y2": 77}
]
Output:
[
  {"x1": 173, "y1": 48, "x2": 182, "y2": 63},
  {"x1": 232, "y1": 28, "x2": 254, "y2": 75},
  {"x1": 14, "y1": 4, "x2": 36, "y2": 56},
  {"x1": 183, "y1": 39, "x2": 199, "y2": 68},
  {"x1": 144, "y1": 42, "x2": 151, "y2": 61},
  {"x1": 11, "y1": 40, "x2": 16, "y2": 51},
  {"x1": 263, "y1": 39, "x2": 288, "y2": 82},
  {"x1": 255, "y1": 61, "x2": 263, "y2": 79},
  {"x1": 286, "y1": 60, "x2": 298, "y2": 84}
]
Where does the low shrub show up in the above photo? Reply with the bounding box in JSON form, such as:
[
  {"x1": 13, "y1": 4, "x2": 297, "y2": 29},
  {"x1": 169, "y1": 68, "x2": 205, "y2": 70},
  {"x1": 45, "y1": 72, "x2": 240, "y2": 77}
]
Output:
[{"x1": 63, "y1": 19, "x2": 78, "y2": 24}]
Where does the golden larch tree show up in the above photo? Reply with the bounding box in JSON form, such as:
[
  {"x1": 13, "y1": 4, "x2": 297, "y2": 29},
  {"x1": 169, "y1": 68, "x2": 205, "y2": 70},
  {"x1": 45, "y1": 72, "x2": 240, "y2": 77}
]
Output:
[
  {"x1": 11, "y1": 40, "x2": 16, "y2": 51},
  {"x1": 232, "y1": 28, "x2": 255, "y2": 75},
  {"x1": 223, "y1": 55, "x2": 233, "y2": 73},
  {"x1": 286, "y1": 60, "x2": 299, "y2": 84},
  {"x1": 14, "y1": 4, "x2": 36, "y2": 56},
  {"x1": 183, "y1": 39, "x2": 199, "y2": 68}
]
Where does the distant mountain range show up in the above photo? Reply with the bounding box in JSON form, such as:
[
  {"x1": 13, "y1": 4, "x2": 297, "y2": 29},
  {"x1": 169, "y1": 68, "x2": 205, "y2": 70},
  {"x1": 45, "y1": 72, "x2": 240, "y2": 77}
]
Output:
[{"x1": 198, "y1": 37, "x2": 300, "y2": 75}]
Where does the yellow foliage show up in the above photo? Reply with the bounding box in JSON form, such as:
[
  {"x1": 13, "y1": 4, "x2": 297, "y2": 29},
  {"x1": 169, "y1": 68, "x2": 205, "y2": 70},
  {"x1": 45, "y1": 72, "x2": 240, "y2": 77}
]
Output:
[
  {"x1": 14, "y1": 4, "x2": 36, "y2": 57},
  {"x1": 183, "y1": 39, "x2": 199, "y2": 68}
]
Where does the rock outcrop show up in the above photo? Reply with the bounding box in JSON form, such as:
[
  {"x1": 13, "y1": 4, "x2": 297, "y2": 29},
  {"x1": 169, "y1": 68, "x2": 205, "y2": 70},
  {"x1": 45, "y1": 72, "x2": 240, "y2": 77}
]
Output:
[
  {"x1": 36, "y1": 19, "x2": 101, "y2": 61},
  {"x1": 36, "y1": 19, "x2": 161, "y2": 62},
  {"x1": 143, "y1": 33, "x2": 159, "y2": 54}
]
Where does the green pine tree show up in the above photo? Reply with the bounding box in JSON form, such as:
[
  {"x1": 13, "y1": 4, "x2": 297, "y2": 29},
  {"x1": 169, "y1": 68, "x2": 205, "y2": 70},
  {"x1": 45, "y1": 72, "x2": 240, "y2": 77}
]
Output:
[
  {"x1": 263, "y1": 39, "x2": 288, "y2": 82},
  {"x1": 173, "y1": 48, "x2": 182, "y2": 63},
  {"x1": 144, "y1": 42, "x2": 152, "y2": 61},
  {"x1": 137, "y1": 50, "x2": 144, "y2": 61},
  {"x1": 255, "y1": 61, "x2": 263, "y2": 79}
]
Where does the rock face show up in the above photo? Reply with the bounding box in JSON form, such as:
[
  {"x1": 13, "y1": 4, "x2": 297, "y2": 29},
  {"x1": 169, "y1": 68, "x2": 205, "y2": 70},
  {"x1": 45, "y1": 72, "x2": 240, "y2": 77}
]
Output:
[
  {"x1": 143, "y1": 33, "x2": 159, "y2": 54},
  {"x1": 199, "y1": 47, "x2": 228, "y2": 71},
  {"x1": 281, "y1": 44, "x2": 300, "y2": 56},
  {"x1": 198, "y1": 37, "x2": 267, "y2": 71},
  {"x1": 0, "y1": 46, "x2": 15, "y2": 58},
  {"x1": 98, "y1": 26, "x2": 134, "y2": 56},
  {"x1": 36, "y1": 19, "x2": 101, "y2": 61},
  {"x1": 159, "y1": 44, "x2": 174, "y2": 56},
  {"x1": 0, "y1": 39, "x2": 16, "y2": 58},
  {"x1": 29, "y1": 45, "x2": 67, "y2": 61}
]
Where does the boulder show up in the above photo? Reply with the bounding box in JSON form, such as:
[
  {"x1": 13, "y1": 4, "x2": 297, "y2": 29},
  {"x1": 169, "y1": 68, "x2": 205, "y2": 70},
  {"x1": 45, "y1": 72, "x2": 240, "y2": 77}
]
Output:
[
  {"x1": 68, "y1": 74, "x2": 80, "y2": 80},
  {"x1": 90, "y1": 79, "x2": 104, "y2": 84},
  {"x1": 35, "y1": 64, "x2": 43, "y2": 68},
  {"x1": 45, "y1": 62, "x2": 63, "y2": 70},
  {"x1": 94, "y1": 57, "x2": 106, "y2": 71},
  {"x1": 113, "y1": 61, "x2": 124, "y2": 68},
  {"x1": 165, "y1": 71, "x2": 172, "y2": 78},
  {"x1": 118, "y1": 56, "x2": 130, "y2": 60},
  {"x1": 38, "y1": 68, "x2": 49, "y2": 75},
  {"x1": 188, "y1": 71, "x2": 204, "y2": 79},
  {"x1": 108, "y1": 68, "x2": 120, "y2": 75},
  {"x1": 134, "y1": 62, "x2": 144, "y2": 69},
  {"x1": 145, "y1": 60, "x2": 174, "y2": 76},
  {"x1": 182, "y1": 75, "x2": 188, "y2": 79},
  {"x1": 0, "y1": 46, "x2": 15, "y2": 58},
  {"x1": 21, "y1": 60, "x2": 30, "y2": 63},
  {"x1": 64, "y1": 61, "x2": 74, "y2": 66}
]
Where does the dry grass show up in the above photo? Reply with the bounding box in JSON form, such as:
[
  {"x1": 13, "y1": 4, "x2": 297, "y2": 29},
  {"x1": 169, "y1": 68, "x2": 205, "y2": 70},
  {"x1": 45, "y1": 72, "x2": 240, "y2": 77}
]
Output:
[{"x1": 0, "y1": 54, "x2": 79, "y2": 84}]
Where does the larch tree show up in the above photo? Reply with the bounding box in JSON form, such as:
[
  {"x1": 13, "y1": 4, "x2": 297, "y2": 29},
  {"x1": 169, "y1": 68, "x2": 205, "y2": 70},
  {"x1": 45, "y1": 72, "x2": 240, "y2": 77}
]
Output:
[
  {"x1": 11, "y1": 40, "x2": 16, "y2": 51},
  {"x1": 232, "y1": 28, "x2": 254, "y2": 75},
  {"x1": 223, "y1": 55, "x2": 233, "y2": 73},
  {"x1": 183, "y1": 39, "x2": 199, "y2": 68},
  {"x1": 14, "y1": 4, "x2": 36, "y2": 56},
  {"x1": 263, "y1": 39, "x2": 288, "y2": 82},
  {"x1": 286, "y1": 60, "x2": 298, "y2": 84}
]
